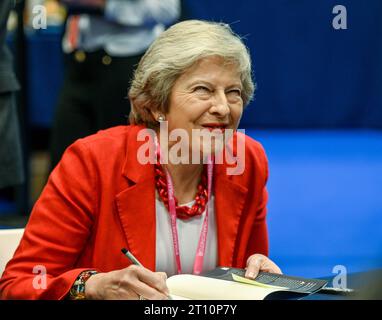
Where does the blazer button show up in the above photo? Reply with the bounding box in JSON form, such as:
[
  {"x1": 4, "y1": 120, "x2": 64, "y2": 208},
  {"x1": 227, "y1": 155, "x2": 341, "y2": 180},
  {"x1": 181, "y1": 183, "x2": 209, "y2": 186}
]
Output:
[
  {"x1": 102, "y1": 55, "x2": 112, "y2": 66},
  {"x1": 74, "y1": 50, "x2": 86, "y2": 63}
]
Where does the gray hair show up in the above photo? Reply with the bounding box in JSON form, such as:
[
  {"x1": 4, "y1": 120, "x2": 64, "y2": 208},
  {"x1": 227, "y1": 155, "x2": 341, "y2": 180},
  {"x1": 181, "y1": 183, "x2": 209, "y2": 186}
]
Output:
[{"x1": 128, "y1": 20, "x2": 255, "y2": 128}]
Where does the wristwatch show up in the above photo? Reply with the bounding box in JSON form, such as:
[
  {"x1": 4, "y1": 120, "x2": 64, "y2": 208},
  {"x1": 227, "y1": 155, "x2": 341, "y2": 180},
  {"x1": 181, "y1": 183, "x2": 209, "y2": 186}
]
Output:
[{"x1": 69, "y1": 270, "x2": 98, "y2": 300}]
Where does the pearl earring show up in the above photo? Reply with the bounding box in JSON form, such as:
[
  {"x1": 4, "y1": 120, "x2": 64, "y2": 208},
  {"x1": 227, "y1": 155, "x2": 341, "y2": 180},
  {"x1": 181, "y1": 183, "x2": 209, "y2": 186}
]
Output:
[{"x1": 157, "y1": 115, "x2": 165, "y2": 122}]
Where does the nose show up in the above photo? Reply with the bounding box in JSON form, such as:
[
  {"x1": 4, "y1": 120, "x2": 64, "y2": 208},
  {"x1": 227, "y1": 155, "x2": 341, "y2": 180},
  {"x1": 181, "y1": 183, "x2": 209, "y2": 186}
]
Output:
[{"x1": 209, "y1": 90, "x2": 230, "y2": 117}]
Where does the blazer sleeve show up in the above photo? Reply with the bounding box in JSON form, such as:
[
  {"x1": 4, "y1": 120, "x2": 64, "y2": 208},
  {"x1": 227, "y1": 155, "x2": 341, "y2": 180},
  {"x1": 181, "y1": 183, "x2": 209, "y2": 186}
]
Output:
[
  {"x1": 0, "y1": 140, "x2": 99, "y2": 299},
  {"x1": 244, "y1": 143, "x2": 270, "y2": 260}
]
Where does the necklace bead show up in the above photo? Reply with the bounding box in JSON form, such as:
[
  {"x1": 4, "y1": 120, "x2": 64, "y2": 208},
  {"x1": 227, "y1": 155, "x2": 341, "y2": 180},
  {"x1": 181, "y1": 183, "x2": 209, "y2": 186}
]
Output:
[{"x1": 154, "y1": 157, "x2": 208, "y2": 220}]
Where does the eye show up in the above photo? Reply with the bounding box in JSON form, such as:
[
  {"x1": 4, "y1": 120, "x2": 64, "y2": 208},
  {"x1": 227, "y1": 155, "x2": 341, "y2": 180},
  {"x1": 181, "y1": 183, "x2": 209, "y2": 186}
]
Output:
[
  {"x1": 194, "y1": 86, "x2": 211, "y2": 94},
  {"x1": 226, "y1": 89, "x2": 242, "y2": 102},
  {"x1": 227, "y1": 89, "x2": 241, "y2": 96}
]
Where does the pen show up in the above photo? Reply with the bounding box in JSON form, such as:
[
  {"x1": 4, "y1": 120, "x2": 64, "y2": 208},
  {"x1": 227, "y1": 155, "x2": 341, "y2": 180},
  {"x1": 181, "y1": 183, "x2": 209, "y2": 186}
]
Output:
[
  {"x1": 121, "y1": 248, "x2": 143, "y2": 267},
  {"x1": 120, "y1": 248, "x2": 172, "y2": 300}
]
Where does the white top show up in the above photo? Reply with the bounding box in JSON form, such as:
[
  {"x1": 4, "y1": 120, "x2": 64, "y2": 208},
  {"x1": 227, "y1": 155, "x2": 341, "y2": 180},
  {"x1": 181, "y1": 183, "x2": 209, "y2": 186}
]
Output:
[{"x1": 155, "y1": 194, "x2": 217, "y2": 276}]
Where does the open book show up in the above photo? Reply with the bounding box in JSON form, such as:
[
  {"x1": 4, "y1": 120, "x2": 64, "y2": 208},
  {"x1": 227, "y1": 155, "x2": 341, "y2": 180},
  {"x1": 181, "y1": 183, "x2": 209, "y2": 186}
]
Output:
[{"x1": 167, "y1": 267, "x2": 328, "y2": 300}]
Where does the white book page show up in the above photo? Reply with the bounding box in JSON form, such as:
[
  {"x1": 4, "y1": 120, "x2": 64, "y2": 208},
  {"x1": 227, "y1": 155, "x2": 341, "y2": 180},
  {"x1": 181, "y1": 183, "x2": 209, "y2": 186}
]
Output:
[{"x1": 167, "y1": 274, "x2": 282, "y2": 300}]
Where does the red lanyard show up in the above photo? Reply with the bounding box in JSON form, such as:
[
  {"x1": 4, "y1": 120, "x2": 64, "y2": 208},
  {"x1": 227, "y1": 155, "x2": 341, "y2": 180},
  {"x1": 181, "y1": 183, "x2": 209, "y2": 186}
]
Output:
[{"x1": 155, "y1": 136, "x2": 213, "y2": 275}]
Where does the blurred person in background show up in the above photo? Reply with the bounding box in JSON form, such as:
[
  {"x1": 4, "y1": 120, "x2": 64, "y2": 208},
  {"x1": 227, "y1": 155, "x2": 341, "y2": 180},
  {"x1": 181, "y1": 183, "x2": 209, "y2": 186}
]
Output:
[
  {"x1": 0, "y1": 0, "x2": 24, "y2": 190},
  {"x1": 50, "y1": 0, "x2": 183, "y2": 169}
]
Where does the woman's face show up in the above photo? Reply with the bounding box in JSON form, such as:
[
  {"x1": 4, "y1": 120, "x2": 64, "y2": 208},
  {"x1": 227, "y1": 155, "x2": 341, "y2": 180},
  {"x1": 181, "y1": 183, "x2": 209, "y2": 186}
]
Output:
[{"x1": 157, "y1": 56, "x2": 244, "y2": 161}]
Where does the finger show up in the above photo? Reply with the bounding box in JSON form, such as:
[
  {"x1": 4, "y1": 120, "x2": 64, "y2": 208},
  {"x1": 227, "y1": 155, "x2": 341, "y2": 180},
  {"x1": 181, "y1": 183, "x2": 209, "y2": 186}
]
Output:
[
  {"x1": 245, "y1": 255, "x2": 264, "y2": 279},
  {"x1": 135, "y1": 267, "x2": 170, "y2": 295},
  {"x1": 259, "y1": 260, "x2": 282, "y2": 274},
  {"x1": 155, "y1": 272, "x2": 170, "y2": 296},
  {"x1": 130, "y1": 279, "x2": 169, "y2": 300},
  {"x1": 246, "y1": 254, "x2": 283, "y2": 276}
]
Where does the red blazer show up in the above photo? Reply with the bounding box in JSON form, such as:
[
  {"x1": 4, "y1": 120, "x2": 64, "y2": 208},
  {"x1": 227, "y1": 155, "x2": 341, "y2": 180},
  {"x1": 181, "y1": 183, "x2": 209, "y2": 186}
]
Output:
[{"x1": 0, "y1": 125, "x2": 269, "y2": 299}]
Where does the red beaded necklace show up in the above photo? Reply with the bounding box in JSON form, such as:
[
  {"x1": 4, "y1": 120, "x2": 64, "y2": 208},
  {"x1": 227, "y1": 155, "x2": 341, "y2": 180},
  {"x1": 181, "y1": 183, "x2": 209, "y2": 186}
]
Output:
[{"x1": 154, "y1": 157, "x2": 209, "y2": 220}]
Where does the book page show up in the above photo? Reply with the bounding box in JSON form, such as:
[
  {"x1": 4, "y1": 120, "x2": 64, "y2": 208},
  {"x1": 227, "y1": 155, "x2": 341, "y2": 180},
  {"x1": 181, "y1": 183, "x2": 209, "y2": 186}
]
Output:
[{"x1": 167, "y1": 274, "x2": 283, "y2": 300}]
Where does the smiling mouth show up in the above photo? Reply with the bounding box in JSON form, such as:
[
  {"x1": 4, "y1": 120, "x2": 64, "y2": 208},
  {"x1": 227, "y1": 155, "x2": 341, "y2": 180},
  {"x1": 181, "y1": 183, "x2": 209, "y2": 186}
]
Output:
[{"x1": 201, "y1": 124, "x2": 228, "y2": 132}]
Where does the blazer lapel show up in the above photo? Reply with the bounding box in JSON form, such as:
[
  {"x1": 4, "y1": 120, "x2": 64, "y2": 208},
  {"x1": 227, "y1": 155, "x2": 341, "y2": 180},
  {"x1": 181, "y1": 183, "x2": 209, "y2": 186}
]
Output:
[
  {"x1": 115, "y1": 126, "x2": 157, "y2": 271},
  {"x1": 115, "y1": 179, "x2": 156, "y2": 271},
  {"x1": 214, "y1": 163, "x2": 248, "y2": 267}
]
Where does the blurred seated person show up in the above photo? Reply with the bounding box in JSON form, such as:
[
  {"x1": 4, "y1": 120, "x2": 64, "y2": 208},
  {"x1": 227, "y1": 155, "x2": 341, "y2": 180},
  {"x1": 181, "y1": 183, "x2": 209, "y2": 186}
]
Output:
[
  {"x1": 0, "y1": 20, "x2": 281, "y2": 300},
  {"x1": 50, "y1": 0, "x2": 182, "y2": 169}
]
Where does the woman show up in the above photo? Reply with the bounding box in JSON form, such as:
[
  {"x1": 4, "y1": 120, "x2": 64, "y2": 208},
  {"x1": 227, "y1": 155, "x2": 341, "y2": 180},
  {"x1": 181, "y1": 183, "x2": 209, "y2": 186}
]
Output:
[{"x1": 0, "y1": 20, "x2": 281, "y2": 300}]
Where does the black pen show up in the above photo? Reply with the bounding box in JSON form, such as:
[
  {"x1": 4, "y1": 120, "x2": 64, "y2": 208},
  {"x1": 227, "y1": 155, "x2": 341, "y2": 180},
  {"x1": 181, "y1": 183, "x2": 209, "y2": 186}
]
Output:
[
  {"x1": 121, "y1": 248, "x2": 143, "y2": 267},
  {"x1": 120, "y1": 248, "x2": 172, "y2": 300}
]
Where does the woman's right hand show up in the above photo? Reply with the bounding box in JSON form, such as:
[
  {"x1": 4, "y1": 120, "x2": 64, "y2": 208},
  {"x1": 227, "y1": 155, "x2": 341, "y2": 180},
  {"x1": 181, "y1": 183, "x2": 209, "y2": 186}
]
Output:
[{"x1": 84, "y1": 265, "x2": 170, "y2": 300}]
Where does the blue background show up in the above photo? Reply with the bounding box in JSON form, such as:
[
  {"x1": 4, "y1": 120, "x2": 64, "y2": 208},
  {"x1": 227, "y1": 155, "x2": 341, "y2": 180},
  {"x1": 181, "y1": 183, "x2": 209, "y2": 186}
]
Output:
[
  {"x1": 188, "y1": 0, "x2": 382, "y2": 129},
  {"x1": 249, "y1": 129, "x2": 382, "y2": 277}
]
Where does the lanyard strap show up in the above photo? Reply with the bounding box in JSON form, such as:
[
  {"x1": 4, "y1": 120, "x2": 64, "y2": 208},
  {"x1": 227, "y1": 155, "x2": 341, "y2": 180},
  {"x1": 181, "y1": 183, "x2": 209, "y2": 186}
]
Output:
[{"x1": 155, "y1": 136, "x2": 213, "y2": 275}]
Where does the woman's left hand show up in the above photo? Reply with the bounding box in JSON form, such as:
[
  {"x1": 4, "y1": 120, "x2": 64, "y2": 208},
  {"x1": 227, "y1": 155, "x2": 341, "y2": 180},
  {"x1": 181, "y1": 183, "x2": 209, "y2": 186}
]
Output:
[{"x1": 245, "y1": 254, "x2": 282, "y2": 279}]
